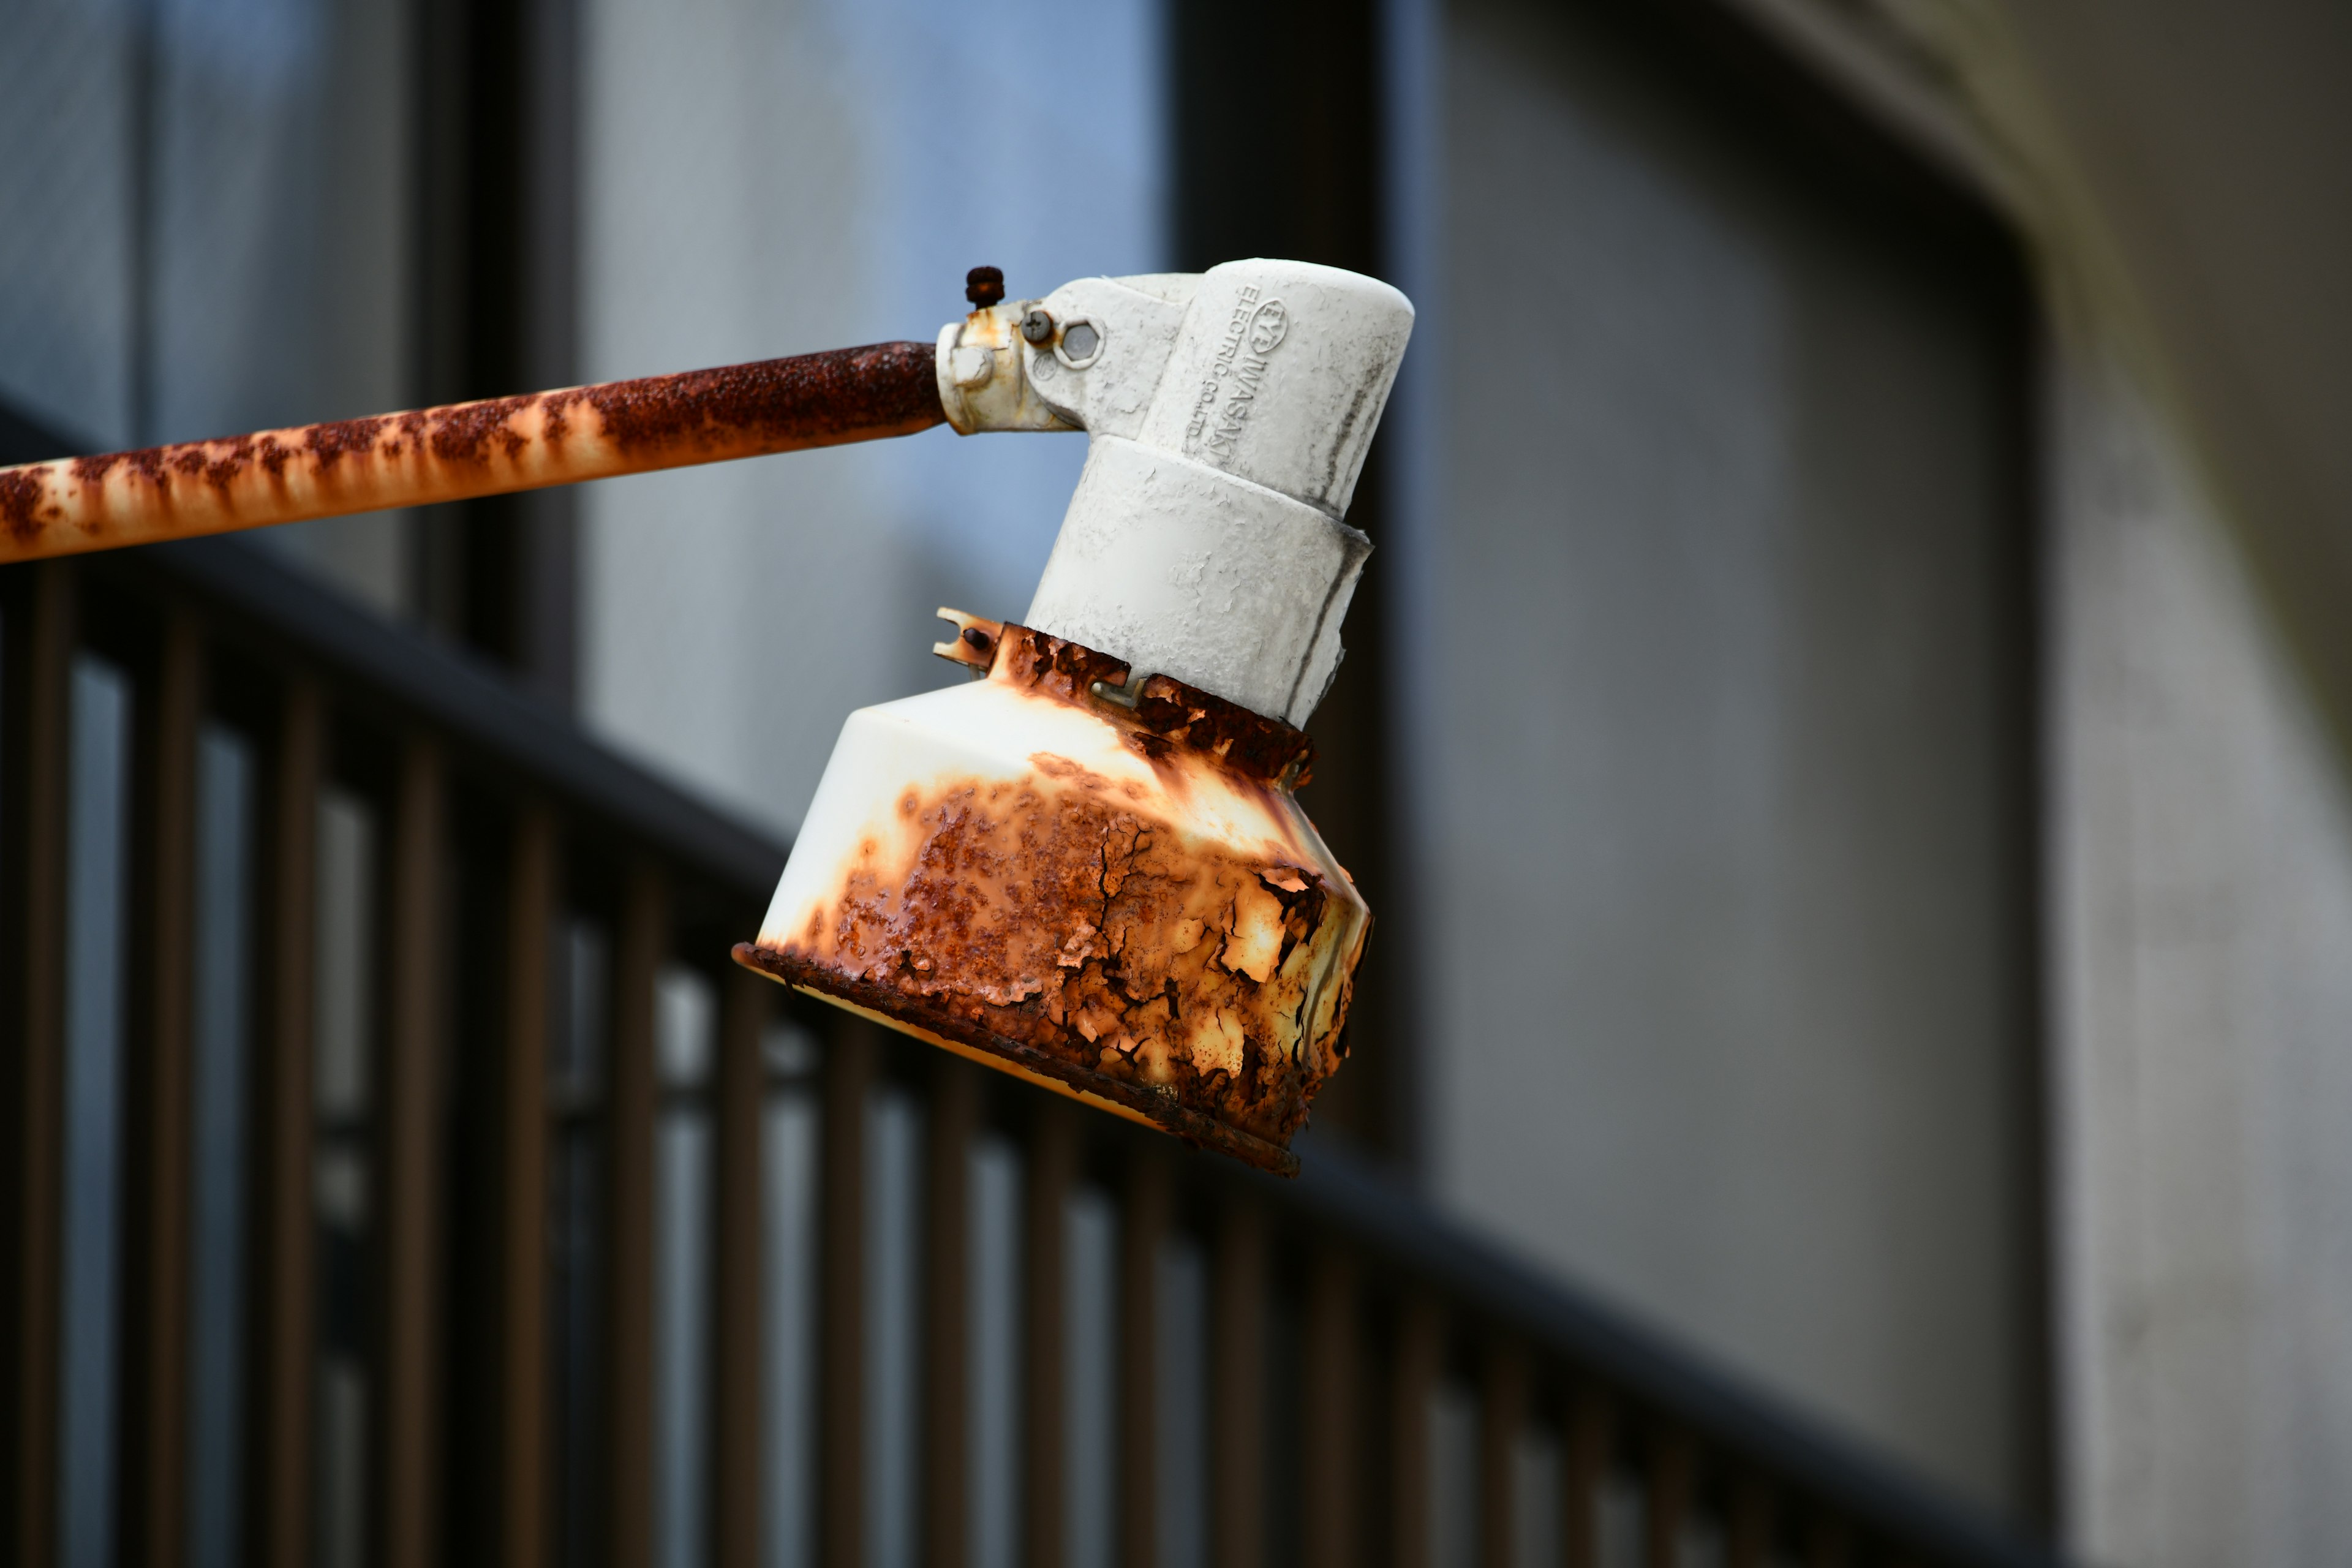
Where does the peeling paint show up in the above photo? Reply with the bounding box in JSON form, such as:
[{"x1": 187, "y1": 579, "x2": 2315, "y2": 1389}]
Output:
[{"x1": 738, "y1": 621, "x2": 1370, "y2": 1175}]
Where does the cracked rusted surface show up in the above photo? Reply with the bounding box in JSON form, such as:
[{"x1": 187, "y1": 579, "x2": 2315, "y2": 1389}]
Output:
[
  {"x1": 733, "y1": 944, "x2": 1305, "y2": 1175},
  {"x1": 0, "y1": 340, "x2": 944, "y2": 561},
  {"x1": 744, "y1": 621, "x2": 1367, "y2": 1170},
  {"x1": 986, "y1": 622, "x2": 1316, "y2": 785}
]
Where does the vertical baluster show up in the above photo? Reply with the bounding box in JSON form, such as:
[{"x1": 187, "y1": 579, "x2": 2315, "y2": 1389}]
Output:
[
  {"x1": 1479, "y1": 1337, "x2": 1527, "y2": 1568},
  {"x1": 606, "y1": 864, "x2": 665, "y2": 1568},
  {"x1": 1558, "y1": 1387, "x2": 1608, "y2": 1568},
  {"x1": 1212, "y1": 1197, "x2": 1268, "y2": 1568},
  {"x1": 119, "y1": 608, "x2": 201, "y2": 1568},
  {"x1": 1300, "y1": 1245, "x2": 1358, "y2": 1568},
  {"x1": 922, "y1": 1059, "x2": 978, "y2": 1568},
  {"x1": 1390, "y1": 1291, "x2": 1442, "y2": 1568},
  {"x1": 1725, "y1": 1475, "x2": 1772, "y2": 1568},
  {"x1": 382, "y1": 734, "x2": 448, "y2": 1568},
  {"x1": 820, "y1": 1022, "x2": 876, "y2": 1568},
  {"x1": 252, "y1": 671, "x2": 322, "y2": 1568},
  {"x1": 1806, "y1": 1512, "x2": 1852, "y2": 1568},
  {"x1": 1022, "y1": 1101, "x2": 1077, "y2": 1568},
  {"x1": 502, "y1": 804, "x2": 557, "y2": 1568},
  {"x1": 1117, "y1": 1145, "x2": 1170, "y2": 1568},
  {"x1": 712, "y1": 963, "x2": 769, "y2": 1568},
  {"x1": 1646, "y1": 1429, "x2": 1692, "y2": 1568},
  {"x1": 0, "y1": 562, "x2": 75, "y2": 1568}
]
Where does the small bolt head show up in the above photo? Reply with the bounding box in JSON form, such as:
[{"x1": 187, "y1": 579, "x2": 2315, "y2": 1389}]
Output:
[
  {"x1": 1020, "y1": 309, "x2": 1055, "y2": 345},
  {"x1": 965, "y1": 266, "x2": 1005, "y2": 308}
]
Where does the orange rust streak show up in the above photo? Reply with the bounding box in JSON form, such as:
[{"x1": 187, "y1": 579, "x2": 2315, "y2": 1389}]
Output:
[
  {"x1": 780, "y1": 763, "x2": 1360, "y2": 1150},
  {"x1": 0, "y1": 341, "x2": 946, "y2": 562}
]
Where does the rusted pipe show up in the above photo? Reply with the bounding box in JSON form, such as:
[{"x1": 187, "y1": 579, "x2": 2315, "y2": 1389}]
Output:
[{"x1": 0, "y1": 340, "x2": 944, "y2": 564}]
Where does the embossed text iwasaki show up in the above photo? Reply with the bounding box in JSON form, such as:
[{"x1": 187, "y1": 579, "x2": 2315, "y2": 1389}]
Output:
[{"x1": 1186, "y1": 286, "x2": 1291, "y2": 463}]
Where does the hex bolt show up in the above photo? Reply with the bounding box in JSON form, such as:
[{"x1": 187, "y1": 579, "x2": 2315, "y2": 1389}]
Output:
[
  {"x1": 1060, "y1": 320, "x2": 1100, "y2": 361},
  {"x1": 1020, "y1": 308, "x2": 1056, "y2": 345},
  {"x1": 965, "y1": 266, "x2": 1005, "y2": 308}
]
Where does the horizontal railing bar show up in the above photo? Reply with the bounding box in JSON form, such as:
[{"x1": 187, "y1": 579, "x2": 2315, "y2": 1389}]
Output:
[
  {"x1": 100, "y1": 536, "x2": 785, "y2": 902},
  {"x1": 1235, "y1": 1138, "x2": 2065, "y2": 1568}
]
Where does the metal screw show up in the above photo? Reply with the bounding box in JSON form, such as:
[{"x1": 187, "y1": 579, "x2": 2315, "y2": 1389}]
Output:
[
  {"x1": 965, "y1": 266, "x2": 1005, "y2": 308},
  {"x1": 1089, "y1": 675, "x2": 1143, "y2": 710},
  {"x1": 1020, "y1": 309, "x2": 1055, "y2": 345}
]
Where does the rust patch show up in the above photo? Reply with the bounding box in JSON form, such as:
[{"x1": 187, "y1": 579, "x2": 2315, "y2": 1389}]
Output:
[
  {"x1": 1, "y1": 467, "x2": 49, "y2": 542},
  {"x1": 988, "y1": 623, "x2": 1315, "y2": 785},
  {"x1": 200, "y1": 434, "x2": 255, "y2": 492},
  {"x1": 126, "y1": 447, "x2": 170, "y2": 488},
  {"x1": 307, "y1": 415, "x2": 388, "y2": 472},
  {"x1": 70, "y1": 446, "x2": 173, "y2": 491},
  {"x1": 737, "y1": 944, "x2": 1304, "y2": 1177},
  {"x1": 427, "y1": 394, "x2": 535, "y2": 465},
  {"x1": 774, "y1": 764, "x2": 1365, "y2": 1150},
  {"x1": 580, "y1": 340, "x2": 944, "y2": 455},
  {"x1": 541, "y1": 388, "x2": 582, "y2": 445}
]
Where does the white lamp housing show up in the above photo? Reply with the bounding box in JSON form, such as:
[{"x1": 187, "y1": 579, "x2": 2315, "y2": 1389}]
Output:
[{"x1": 737, "y1": 261, "x2": 1413, "y2": 1174}]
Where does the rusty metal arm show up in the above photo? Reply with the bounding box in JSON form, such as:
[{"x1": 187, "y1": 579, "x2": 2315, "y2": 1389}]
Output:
[{"x1": 0, "y1": 340, "x2": 943, "y2": 564}]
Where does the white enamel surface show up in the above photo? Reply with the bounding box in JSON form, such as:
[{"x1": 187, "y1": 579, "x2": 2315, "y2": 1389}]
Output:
[
  {"x1": 1133, "y1": 260, "x2": 1413, "y2": 518},
  {"x1": 1022, "y1": 275, "x2": 1193, "y2": 442},
  {"x1": 1023, "y1": 437, "x2": 1371, "y2": 723},
  {"x1": 1023, "y1": 260, "x2": 1409, "y2": 724},
  {"x1": 758, "y1": 676, "x2": 1320, "y2": 950},
  {"x1": 940, "y1": 258, "x2": 1412, "y2": 726}
]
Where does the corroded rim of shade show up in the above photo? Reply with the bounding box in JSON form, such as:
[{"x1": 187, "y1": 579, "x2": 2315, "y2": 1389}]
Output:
[
  {"x1": 731, "y1": 942, "x2": 1303, "y2": 1178},
  {"x1": 973, "y1": 620, "x2": 1318, "y2": 786}
]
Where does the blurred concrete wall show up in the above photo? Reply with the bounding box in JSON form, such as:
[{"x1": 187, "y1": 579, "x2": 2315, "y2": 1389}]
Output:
[
  {"x1": 1399, "y1": 0, "x2": 2040, "y2": 1516},
  {"x1": 2046, "y1": 330, "x2": 2352, "y2": 1566},
  {"x1": 1736, "y1": 1, "x2": 2352, "y2": 1557}
]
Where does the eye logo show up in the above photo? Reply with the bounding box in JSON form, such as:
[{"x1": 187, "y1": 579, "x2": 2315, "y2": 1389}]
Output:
[
  {"x1": 1247, "y1": 300, "x2": 1289, "y2": 356},
  {"x1": 1185, "y1": 287, "x2": 1294, "y2": 461}
]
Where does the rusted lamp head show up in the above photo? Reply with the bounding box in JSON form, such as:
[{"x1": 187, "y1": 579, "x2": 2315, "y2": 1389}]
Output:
[
  {"x1": 0, "y1": 251, "x2": 1406, "y2": 1173},
  {"x1": 735, "y1": 260, "x2": 1413, "y2": 1174},
  {"x1": 0, "y1": 250, "x2": 1404, "y2": 1176},
  {"x1": 737, "y1": 615, "x2": 1370, "y2": 1174}
]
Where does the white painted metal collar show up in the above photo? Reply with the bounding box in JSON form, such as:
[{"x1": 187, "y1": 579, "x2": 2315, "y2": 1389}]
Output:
[{"x1": 934, "y1": 259, "x2": 1414, "y2": 727}]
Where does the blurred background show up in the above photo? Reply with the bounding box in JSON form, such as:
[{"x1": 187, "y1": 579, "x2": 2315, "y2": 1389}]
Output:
[{"x1": 3, "y1": 0, "x2": 2350, "y2": 1565}]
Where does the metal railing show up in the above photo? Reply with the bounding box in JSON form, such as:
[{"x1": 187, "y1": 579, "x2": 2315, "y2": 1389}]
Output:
[{"x1": 0, "y1": 534, "x2": 2062, "y2": 1568}]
